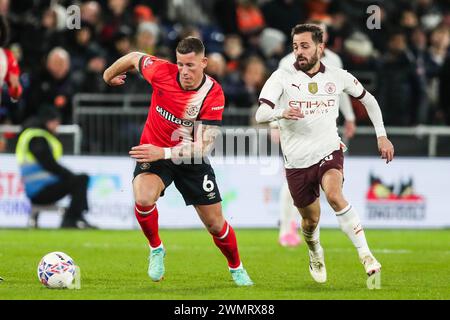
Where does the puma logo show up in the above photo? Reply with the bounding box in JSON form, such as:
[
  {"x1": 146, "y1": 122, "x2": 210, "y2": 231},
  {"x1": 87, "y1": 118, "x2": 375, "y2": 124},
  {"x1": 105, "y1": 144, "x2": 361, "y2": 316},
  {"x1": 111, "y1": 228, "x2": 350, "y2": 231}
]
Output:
[{"x1": 291, "y1": 83, "x2": 301, "y2": 91}]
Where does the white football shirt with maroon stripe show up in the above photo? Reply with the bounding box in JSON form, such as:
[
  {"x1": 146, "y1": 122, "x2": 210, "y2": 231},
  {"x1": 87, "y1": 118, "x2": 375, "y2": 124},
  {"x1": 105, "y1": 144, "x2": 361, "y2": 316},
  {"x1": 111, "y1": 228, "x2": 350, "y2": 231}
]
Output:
[{"x1": 259, "y1": 62, "x2": 366, "y2": 169}]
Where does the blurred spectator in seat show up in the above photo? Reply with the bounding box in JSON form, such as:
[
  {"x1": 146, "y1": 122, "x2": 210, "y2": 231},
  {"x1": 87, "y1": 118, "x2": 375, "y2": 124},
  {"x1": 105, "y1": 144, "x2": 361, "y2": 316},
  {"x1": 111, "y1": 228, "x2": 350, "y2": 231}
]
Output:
[
  {"x1": 134, "y1": 5, "x2": 156, "y2": 24},
  {"x1": 262, "y1": 0, "x2": 307, "y2": 39},
  {"x1": 365, "y1": 3, "x2": 395, "y2": 53},
  {"x1": 305, "y1": 0, "x2": 331, "y2": 18},
  {"x1": 223, "y1": 34, "x2": 244, "y2": 74},
  {"x1": 20, "y1": 6, "x2": 65, "y2": 74},
  {"x1": 81, "y1": 1, "x2": 101, "y2": 25},
  {"x1": 25, "y1": 47, "x2": 75, "y2": 124},
  {"x1": 101, "y1": 0, "x2": 133, "y2": 46},
  {"x1": 134, "y1": 22, "x2": 159, "y2": 56},
  {"x1": 416, "y1": 0, "x2": 443, "y2": 31},
  {"x1": 327, "y1": 9, "x2": 355, "y2": 55},
  {"x1": 236, "y1": 0, "x2": 265, "y2": 37},
  {"x1": 206, "y1": 52, "x2": 227, "y2": 83},
  {"x1": 107, "y1": 26, "x2": 147, "y2": 94},
  {"x1": 214, "y1": 0, "x2": 239, "y2": 35},
  {"x1": 166, "y1": 0, "x2": 214, "y2": 26},
  {"x1": 341, "y1": 31, "x2": 377, "y2": 71},
  {"x1": 108, "y1": 25, "x2": 133, "y2": 64},
  {"x1": 0, "y1": 14, "x2": 22, "y2": 151},
  {"x1": 424, "y1": 25, "x2": 450, "y2": 123},
  {"x1": 0, "y1": 0, "x2": 9, "y2": 15},
  {"x1": 80, "y1": 1, "x2": 102, "y2": 37},
  {"x1": 400, "y1": 9, "x2": 420, "y2": 33},
  {"x1": 441, "y1": 9, "x2": 450, "y2": 27},
  {"x1": 77, "y1": 56, "x2": 108, "y2": 94},
  {"x1": 66, "y1": 21, "x2": 104, "y2": 74},
  {"x1": 223, "y1": 55, "x2": 266, "y2": 120},
  {"x1": 0, "y1": 14, "x2": 22, "y2": 106},
  {"x1": 409, "y1": 27, "x2": 428, "y2": 58},
  {"x1": 409, "y1": 28, "x2": 430, "y2": 124},
  {"x1": 378, "y1": 31, "x2": 423, "y2": 126},
  {"x1": 439, "y1": 55, "x2": 450, "y2": 125},
  {"x1": 258, "y1": 28, "x2": 286, "y2": 73},
  {"x1": 179, "y1": 25, "x2": 203, "y2": 41}
]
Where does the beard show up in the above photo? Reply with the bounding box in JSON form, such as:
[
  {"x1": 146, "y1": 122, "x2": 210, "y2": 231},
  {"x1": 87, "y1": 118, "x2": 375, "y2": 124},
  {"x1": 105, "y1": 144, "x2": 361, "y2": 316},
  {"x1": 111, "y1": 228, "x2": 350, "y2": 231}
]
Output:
[{"x1": 296, "y1": 50, "x2": 320, "y2": 72}]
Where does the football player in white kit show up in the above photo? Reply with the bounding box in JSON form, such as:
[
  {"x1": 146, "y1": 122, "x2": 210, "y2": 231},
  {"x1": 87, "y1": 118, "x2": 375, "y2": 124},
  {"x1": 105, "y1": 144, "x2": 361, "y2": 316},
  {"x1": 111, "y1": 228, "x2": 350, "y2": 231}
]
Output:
[
  {"x1": 275, "y1": 20, "x2": 356, "y2": 247},
  {"x1": 256, "y1": 24, "x2": 394, "y2": 285}
]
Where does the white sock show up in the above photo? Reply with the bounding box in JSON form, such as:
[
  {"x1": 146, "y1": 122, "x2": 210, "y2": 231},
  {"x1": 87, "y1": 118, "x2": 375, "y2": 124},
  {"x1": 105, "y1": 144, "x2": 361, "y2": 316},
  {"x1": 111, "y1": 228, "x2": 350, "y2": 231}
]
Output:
[
  {"x1": 150, "y1": 243, "x2": 164, "y2": 251},
  {"x1": 229, "y1": 262, "x2": 243, "y2": 271},
  {"x1": 335, "y1": 204, "x2": 371, "y2": 258},
  {"x1": 301, "y1": 225, "x2": 322, "y2": 255}
]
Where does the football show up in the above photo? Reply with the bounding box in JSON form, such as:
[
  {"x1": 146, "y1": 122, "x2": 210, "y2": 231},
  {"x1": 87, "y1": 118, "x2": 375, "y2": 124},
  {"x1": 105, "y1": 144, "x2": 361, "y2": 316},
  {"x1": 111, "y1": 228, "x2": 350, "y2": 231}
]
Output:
[{"x1": 37, "y1": 252, "x2": 77, "y2": 289}]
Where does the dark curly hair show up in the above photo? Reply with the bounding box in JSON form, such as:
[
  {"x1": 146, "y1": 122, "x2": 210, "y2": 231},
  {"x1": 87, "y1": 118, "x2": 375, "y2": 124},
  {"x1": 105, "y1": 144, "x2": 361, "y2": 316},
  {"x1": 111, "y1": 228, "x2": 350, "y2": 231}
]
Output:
[{"x1": 291, "y1": 24, "x2": 324, "y2": 44}]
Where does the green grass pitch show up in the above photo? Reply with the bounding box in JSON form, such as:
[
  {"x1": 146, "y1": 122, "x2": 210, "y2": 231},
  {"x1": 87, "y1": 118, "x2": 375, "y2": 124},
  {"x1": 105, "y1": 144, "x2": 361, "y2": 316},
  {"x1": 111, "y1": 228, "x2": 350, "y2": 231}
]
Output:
[{"x1": 0, "y1": 228, "x2": 448, "y2": 300}]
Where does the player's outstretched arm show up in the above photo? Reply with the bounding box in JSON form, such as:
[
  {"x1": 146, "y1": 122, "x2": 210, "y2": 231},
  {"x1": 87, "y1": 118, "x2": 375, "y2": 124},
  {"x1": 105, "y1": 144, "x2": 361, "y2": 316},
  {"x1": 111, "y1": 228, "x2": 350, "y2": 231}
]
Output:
[
  {"x1": 103, "y1": 52, "x2": 143, "y2": 86},
  {"x1": 129, "y1": 124, "x2": 221, "y2": 163},
  {"x1": 255, "y1": 102, "x2": 304, "y2": 123},
  {"x1": 377, "y1": 136, "x2": 394, "y2": 164},
  {"x1": 339, "y1": 94, "x2": 356, "y2": 138},
  {"x1": 358, "y1": 91, "x2": 394, "y2": 163},
  {"x1": 342, "y1": 71, "x2": 394, "y2": 163}
]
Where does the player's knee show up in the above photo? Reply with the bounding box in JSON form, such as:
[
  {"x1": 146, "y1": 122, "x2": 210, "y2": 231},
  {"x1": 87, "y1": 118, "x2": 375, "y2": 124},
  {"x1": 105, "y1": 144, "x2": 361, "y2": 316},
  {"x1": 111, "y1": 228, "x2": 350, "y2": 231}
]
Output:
[
  {"x1": 134, "y1": 196, "x2": 157, "y2": 207},
  {"x1": 325, "y1": 190, "x2": 343, "y2": 210},
  {"x1": 206, "y1": 221, "x2": 223, "y2": 235},
  {"x1": 134, "y1": 190, "x2": 160, "y2": 207},
  {"x1": 302, "y1": 217, "x2": 319, "y2": 232}
]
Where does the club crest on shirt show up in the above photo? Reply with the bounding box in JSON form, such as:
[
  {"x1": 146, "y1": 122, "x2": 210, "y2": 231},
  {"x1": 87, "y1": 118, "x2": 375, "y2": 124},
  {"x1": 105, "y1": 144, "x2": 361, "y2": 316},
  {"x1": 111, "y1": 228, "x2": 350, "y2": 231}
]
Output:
[
  {"x1": 186, "y1": 104, "x2": 201, "y2": 117},
  {"x1": 143, "y1": 57, "x2": 153, "y2": 68},
  {"x1": 324, "y1": 82, "x2": 336, "y2": 94},
  {"x1": 308, "y1": 82, "x2": 318, "y2": 94}
]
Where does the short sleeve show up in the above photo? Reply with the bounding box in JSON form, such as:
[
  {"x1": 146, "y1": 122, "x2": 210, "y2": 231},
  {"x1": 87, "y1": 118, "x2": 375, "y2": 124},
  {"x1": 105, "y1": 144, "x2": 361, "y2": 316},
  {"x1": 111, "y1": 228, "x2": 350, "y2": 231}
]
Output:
[
  {"x1": 139, "y1": 55, "x2": 169, "y2": 84},
  {"x1": 341, "y1": 70, "x2": 366, "y2": 99},
  {"x1": 197, "y1": 83, "x2": 225, "y2": 126},
  {"x1": 258, "y1": 70, "x2": 284, "y2": 109}
]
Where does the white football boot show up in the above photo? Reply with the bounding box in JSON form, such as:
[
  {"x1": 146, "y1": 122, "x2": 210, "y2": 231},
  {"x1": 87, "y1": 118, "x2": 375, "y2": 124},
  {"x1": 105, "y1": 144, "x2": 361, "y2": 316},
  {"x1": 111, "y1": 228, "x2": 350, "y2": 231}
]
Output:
[
  {"x1": 308, "y1": 249, "x2": 327, "y2": 283},
  {"x1": 360, "y1": 254, "x2": 382, "y2": 276},
  {"x1": 361, "y1": 254, "x2": 382, "y2": 289}
]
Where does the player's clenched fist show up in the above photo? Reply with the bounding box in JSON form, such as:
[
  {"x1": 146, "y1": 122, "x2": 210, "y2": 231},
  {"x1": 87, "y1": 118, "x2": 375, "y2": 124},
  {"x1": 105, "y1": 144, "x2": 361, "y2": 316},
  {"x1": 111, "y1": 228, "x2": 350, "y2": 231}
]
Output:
[
  {"x1": 129, "y1": 144, "x2": 164, "y2": 162},
  {"x1": 377, "y1": 136, "x2": 394, "y2": 164},
  {"x1": 106, "y1": 74, "x2": 127, "y2": 86},
  {"x1": 282, "y1": 107, "x2": 305, "y2": 120}
]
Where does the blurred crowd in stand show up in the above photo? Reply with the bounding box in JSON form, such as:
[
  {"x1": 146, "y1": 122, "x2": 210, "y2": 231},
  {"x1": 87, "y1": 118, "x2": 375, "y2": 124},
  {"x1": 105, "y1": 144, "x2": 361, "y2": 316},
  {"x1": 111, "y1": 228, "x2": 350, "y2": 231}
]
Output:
[{"x1": 0, "y1": 0, "x2": 449, "y2": 139}]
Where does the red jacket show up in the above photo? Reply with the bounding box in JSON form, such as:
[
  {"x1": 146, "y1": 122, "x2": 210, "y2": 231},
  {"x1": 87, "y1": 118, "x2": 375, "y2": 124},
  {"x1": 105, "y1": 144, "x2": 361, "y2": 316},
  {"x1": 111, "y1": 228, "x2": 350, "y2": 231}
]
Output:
[{"x1": 0, "y1": 47, "x2": 22, "y2": 101}]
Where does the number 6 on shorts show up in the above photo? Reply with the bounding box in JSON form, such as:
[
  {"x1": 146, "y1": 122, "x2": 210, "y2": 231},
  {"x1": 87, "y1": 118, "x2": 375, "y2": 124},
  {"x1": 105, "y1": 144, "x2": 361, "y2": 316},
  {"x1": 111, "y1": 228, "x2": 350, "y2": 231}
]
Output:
[{"x1": 203, "y1": 175, "x2": 214, "y2": 192}]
